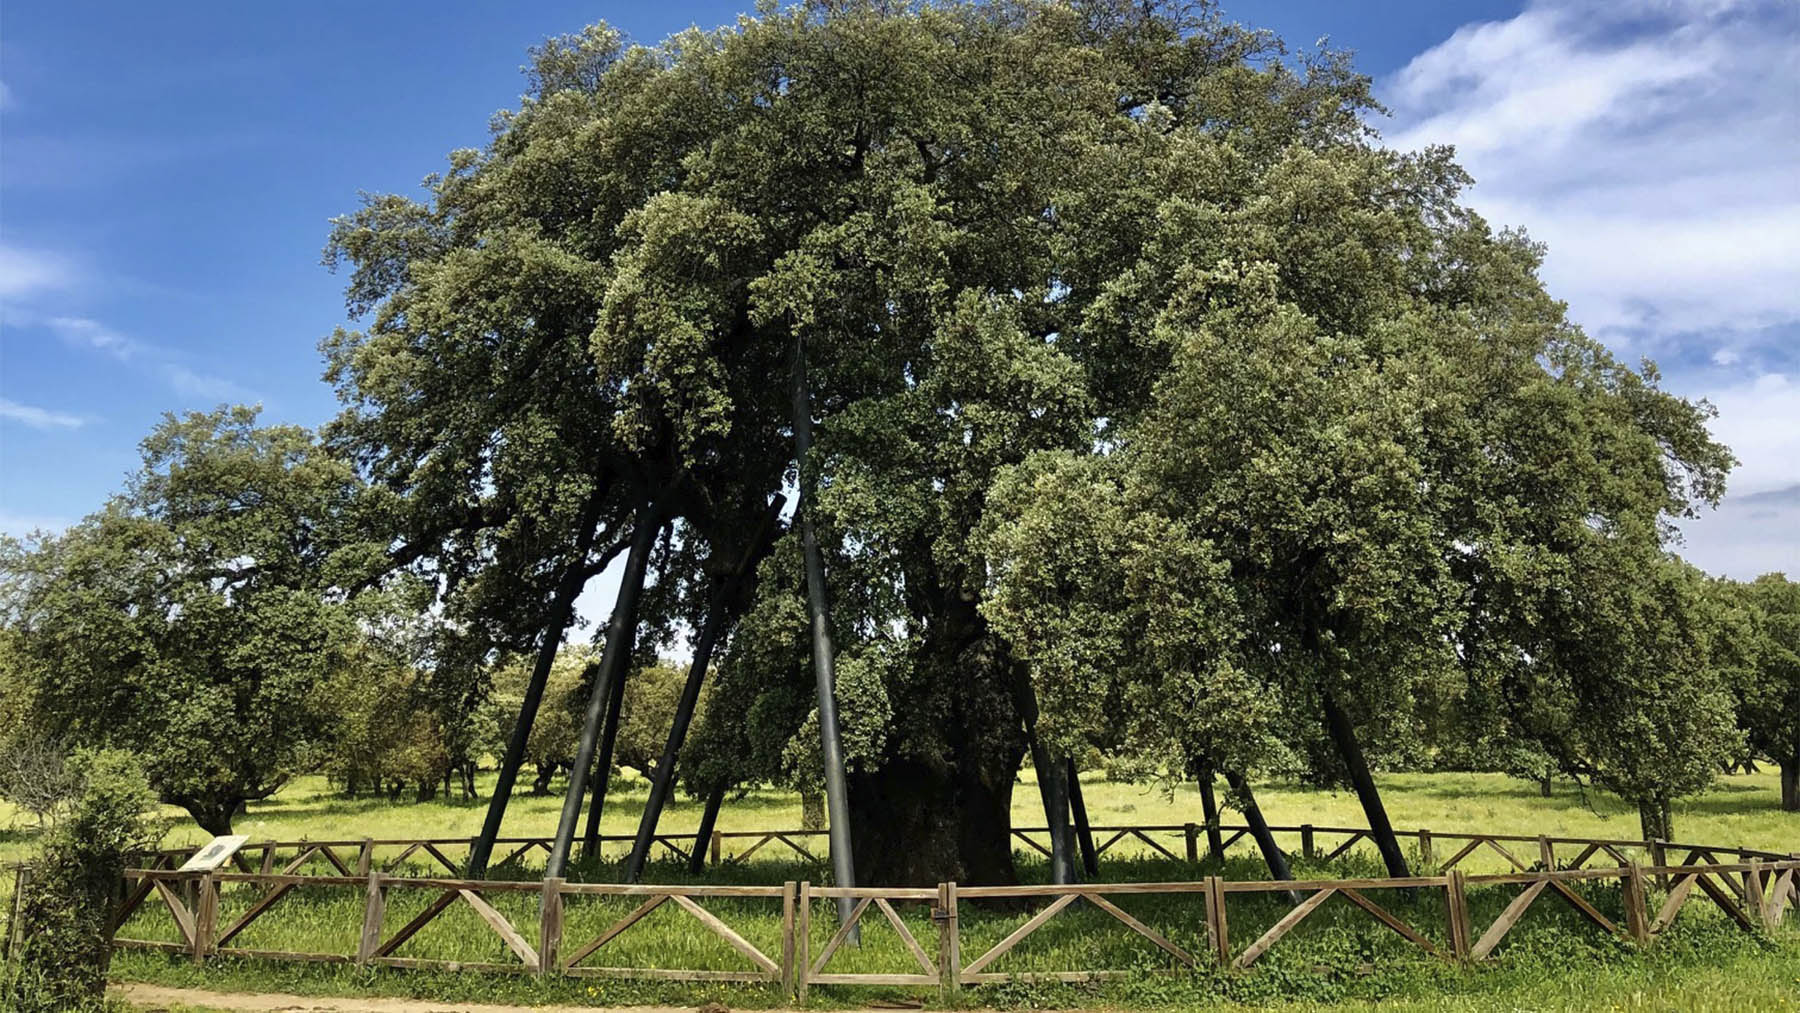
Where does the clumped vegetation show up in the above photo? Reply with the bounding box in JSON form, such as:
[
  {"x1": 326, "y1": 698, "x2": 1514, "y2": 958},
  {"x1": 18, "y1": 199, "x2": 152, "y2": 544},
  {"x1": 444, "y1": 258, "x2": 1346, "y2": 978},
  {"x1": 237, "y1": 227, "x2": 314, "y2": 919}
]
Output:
[{"x1": 3, "y1": 750, "x2": 156, "y2": 1012}]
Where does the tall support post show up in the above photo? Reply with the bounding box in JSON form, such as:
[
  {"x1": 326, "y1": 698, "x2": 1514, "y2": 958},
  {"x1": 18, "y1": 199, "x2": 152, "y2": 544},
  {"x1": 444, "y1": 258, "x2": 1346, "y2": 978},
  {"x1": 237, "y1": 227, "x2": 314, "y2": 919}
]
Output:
[
  {"x1": 581, "y1": 662, "x2": 627, "y2": 860},
  {"x1": 688, "y1": 786, "x2": 726, "y2": 874},
  {"x1": 791, "y1": 334, "x2": 857, "y2": 932},
  {"x1": 626, "y1": 496, "x2": 785, "y2": 882},
  {"x1": 1066, "y1": 758, "x2": 1099, "y2": 879},
  {"x1": 1197, "y1": 763, "x2": 1225, "y2": 864},
  {"x1": 545, "y1": 506, "x2": 661, "y2": 880},
  {"x1": 1030, "y1": 739, "x2": 1075, "y2": 884},
  {"x1": 1223, "y1": 769, "x2": 1300, "y2": 904},
  {"x1": 1321, "y1": 690, "x2": 1411, "y2": 878},
  {"x1": 469, "y1": 492, "x2": 607, "y2": 876}
]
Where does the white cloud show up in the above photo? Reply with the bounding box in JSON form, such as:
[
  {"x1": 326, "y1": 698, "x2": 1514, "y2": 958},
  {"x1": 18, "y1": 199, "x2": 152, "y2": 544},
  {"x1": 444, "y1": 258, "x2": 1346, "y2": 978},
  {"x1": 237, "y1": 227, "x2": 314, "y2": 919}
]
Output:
[
  {"x1": 161, "y1": 363, "x2": 253, "y2": 402},
  {"x1": 0, "y1": 245, "x2": 75, "y2": 300},
  {"x1": 44, "y1": 315, "x2": 254, "y2": 403},
  {"x1": 0, "y1": 398, "x2": 86, "y2": 430},
  {"x1": 47, "y1": 315, "x2": 149, "y2": 361},
  {"x1": 1382, "y1": 0, "x2": 1800, "y2": 346},
  {"x1": 1700, "y1": 372, "x2": 1800, "y2": 499}
]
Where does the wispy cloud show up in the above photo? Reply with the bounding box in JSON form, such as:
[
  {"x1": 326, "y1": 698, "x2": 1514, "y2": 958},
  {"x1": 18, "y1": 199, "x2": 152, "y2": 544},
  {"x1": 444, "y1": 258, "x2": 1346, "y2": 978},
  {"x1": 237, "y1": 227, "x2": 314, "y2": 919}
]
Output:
[
  {"x1": 0, "y1": 397, "x2": 86, "y2": 430},
  {"x1": 46, "y1": 314, "x2": 253, "y2": 404},
  {"x1": 0, "y1": 244, "x2": 75, "y2": 300}
]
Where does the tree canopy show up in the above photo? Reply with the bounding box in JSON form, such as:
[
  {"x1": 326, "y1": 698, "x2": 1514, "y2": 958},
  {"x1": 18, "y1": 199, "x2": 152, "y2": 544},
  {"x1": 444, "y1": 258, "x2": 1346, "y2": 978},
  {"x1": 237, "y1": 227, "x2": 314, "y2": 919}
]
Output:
[{"x1": 312, "y1": 0, "x2": 1741, "y2": 882}]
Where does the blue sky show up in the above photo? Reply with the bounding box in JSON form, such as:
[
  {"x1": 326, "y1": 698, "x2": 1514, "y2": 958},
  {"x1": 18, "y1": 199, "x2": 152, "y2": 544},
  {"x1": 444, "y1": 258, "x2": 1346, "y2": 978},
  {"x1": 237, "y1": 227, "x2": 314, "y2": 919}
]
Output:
[{"x1": 4, "y1": 0, "x2": 1797, "y2": 602}]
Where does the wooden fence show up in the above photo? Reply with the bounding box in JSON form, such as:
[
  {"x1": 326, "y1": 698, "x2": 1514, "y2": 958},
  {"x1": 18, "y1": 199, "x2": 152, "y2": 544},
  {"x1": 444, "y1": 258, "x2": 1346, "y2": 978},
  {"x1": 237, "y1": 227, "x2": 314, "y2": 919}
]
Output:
[
  {"x1": 84, "y1": 854, "x2": 1800, "y2": 998},
  {"x1": 122, "y1": 822, "x2": 1799, "y2": 879}
]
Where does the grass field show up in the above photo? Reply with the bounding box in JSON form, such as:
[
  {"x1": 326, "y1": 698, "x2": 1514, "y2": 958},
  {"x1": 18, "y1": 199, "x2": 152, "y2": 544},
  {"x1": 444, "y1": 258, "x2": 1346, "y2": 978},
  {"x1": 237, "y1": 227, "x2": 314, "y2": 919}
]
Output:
[{"x1": 4, "y1": 766, "x2": 1797, "y2": 1011}]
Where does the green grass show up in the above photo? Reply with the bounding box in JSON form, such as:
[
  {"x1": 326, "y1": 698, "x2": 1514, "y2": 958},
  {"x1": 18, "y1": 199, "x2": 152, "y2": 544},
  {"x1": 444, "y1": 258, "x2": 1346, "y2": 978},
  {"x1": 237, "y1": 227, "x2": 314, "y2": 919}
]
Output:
[{"x1": 4, "y1": 766, "x2": 1797, "y2": 1010}]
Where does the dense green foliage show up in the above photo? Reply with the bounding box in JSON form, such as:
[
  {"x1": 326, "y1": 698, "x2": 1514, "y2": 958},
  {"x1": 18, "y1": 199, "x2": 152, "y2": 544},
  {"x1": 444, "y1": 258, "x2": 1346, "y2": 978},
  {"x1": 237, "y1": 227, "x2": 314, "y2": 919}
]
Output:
[
  {"x1": 3, "y1": 750, "x2": 156, "y2": 1012},
  {"x1": 1, "y1": 409, "x2": 379, "y2": 833}
]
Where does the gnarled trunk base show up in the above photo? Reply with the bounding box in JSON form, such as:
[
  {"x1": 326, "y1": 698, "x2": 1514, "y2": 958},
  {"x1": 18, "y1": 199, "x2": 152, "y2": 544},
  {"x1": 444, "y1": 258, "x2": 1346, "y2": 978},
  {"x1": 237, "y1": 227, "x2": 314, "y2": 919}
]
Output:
[{"x1": 849, "y1": 751, "x2": 1022, "y2": 886}]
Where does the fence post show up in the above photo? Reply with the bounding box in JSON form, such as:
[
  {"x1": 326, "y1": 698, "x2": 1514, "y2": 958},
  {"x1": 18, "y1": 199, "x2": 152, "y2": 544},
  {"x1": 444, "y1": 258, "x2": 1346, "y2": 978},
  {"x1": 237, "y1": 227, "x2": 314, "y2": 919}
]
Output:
[
  {"x1": 538, "y1": 877, "x2": 564, "y2": 977},
  {"x1": 356, "y1": 838, "x2": 375, "y2": 878},
  {"x1": 710, "y1": 830, "x2": 724, "y2": 867},
  {"x1": 1184, "y1": 823, "x2": 1199, "y2": 864},
  {"x1": 781, "y1": 881, "x2": 798, "y2": 997},
  {"x1": 4, "y1": 865, "x2": 27, "y2": 969},
  {"x1": 936, "y1": 882, "x2": 961, "y2": 1003},
  {"x1": 259, "y1": 843, "x2": 276, "y2": 875},
  {"x1": 1204, "y1": 876, "x2": 1229, "y2": 966},
  {"x1": 1651, "y1": 839, "x2": 1668, "y2": 892},
  {"x1": 1445, "y1": 869, "x2": 1471, "y2": 961},
  {"x1": 796, "y1": 882, "x2": 811, "y2": 1005},
  {"x1": 1419, "y1": 828, "x2": 1434, "y2": 869},
  {"x1": 192, "y1": 873, "x2": 216, "y2": 965},
  {"x1": 1745, "y1": 860, "x2": 1767, "y2": 931},
  {"x1": 1622, "y1": 863, "x2": 1650, "y2": 945},
  {"x1": 357, "y1": 872, "x2": 385, "y2": 966},
  {"x1": 1301, "y1": 825, "x2": 1315, "y2": 861},
  {"x1": 1537, "y1": 835, "x2": 1555, "y2": 871}
]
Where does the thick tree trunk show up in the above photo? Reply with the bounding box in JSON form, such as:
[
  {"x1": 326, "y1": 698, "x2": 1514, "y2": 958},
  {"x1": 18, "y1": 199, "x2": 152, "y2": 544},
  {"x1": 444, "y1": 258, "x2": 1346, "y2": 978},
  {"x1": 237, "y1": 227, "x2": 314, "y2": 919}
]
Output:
[
  {"x1": 1223, "y1": 770, "x2": 1300, "y2": 904},
  {"x1": 1067, "y1": 759, "x2": 1099, "y2": 879},
  {"x1": 185, "y1": 798, "x2": 239, "y2": 837},
  {"x1": 1538, "y1": 774, "x2": 1552, "y2": 798},
  {"x1": 581, "y1": 662, "x2": 627, "y2": 859},
  {"x1": 468, "y1": 491, "x2": 607, "y2": 877},
  {"x1": 1783, "y1": 754, "x2": 1799, "y2": 812},
  {"x1": 1638, "y1": 797, "x2": 1674, "y2": 842},
  {"x1": 1320, "y1": 691, "x2": 1411, "y2": 878},
  {"x1": 849, "y1": 750, "x2": 1023, "y2": 886}
]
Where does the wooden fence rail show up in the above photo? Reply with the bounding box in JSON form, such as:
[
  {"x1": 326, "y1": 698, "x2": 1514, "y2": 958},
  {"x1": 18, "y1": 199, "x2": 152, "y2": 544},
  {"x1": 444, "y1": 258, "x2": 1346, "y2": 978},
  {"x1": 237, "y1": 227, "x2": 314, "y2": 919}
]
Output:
[
  {"x1": 128, "y1": 823, "x2": 1796, "y2": 879},
  {"x1": 101, "y1": 857, "x2": 1799, "y2": 999}
]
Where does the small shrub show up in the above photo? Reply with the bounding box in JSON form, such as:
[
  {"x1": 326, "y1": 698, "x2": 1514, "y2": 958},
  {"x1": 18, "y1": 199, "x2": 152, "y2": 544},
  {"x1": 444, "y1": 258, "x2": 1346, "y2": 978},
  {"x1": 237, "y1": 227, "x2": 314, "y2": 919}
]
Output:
[{"x1": 3, "y1": 749, "x2": 157, "y2": 1012}]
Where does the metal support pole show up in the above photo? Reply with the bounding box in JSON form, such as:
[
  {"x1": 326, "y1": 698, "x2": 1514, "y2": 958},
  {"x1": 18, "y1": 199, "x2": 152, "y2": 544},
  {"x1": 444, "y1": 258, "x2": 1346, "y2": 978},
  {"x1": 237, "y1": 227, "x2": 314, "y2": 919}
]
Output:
[
  {"x1": 626, "y1": 496, "x2": 785, "y2": 882},
  {"x1": 469, "y1": 492, "x2": 608, "y2": 876},
  {"x1": 1067, "y1": 758, "x2": 1099, "y2": 879},
  {"x1": 792, "y1": 334, "x2": 857, "y2": 934},
  {"x1": 546, "y1": 506, "x2": 661, "y2": 880}
]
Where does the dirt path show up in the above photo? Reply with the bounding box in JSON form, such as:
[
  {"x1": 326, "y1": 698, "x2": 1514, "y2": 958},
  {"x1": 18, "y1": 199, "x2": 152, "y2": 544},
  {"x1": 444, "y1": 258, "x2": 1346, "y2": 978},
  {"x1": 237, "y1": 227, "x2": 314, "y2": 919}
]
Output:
[{"x1": 114, "y1": 982, "x2": 797, "y2": 1013}]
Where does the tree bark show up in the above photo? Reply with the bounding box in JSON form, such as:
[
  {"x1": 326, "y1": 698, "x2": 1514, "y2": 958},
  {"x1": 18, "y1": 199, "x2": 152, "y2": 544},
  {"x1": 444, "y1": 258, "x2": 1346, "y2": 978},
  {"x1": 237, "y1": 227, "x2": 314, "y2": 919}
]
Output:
[
  {"x1": 581, "y1": 660, "x2": 627, "y2": 859},
  {"x1": 468, "y1": 491, "x2": 607, "y2": 877},
  {"x1": 1067, "y1": 758, "x2": 1099, "y2": 879},
  {"x1": 1320, "y1": 690, "x2": 1411, "y2": 878},
  {"x1": 546, "y1": 505, "x2": 662, "y2": 879},
  {"x1": 1638, "y1": 797, "x2": 1674, "y2": 842},
  {"x1": 1783, "y1": 751, "x2": 1799, "y2": 812},
  {"x1": 801, "y1": 791, "x2": 826, "y2": 831},
  {"x1": 848, "y1": 748, "x2": 1023, "y2": 886}
]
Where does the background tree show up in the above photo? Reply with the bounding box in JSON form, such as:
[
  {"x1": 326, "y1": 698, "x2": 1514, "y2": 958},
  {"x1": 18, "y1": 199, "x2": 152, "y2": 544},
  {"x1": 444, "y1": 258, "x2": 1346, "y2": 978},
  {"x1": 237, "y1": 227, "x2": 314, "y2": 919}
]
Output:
[
  {"x1": 1513, "y1": 553, "x2": 1743, "y2": 841},
  {"x1": 1725, "y1": 573, "x2": 1800, "y2": 810},
  {"x1": 0, "y1": 408, "x2": 368, "y2": 834}
]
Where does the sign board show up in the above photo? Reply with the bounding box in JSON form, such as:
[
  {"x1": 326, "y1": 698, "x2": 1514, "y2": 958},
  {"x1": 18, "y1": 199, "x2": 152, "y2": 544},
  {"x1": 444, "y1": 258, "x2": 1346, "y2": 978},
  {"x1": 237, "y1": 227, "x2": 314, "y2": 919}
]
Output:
[{"x1": 177, "y1": 834, "x2": 249, "y2": 873}]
